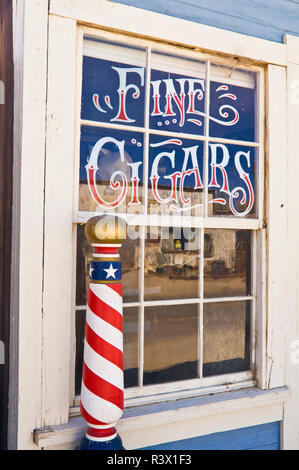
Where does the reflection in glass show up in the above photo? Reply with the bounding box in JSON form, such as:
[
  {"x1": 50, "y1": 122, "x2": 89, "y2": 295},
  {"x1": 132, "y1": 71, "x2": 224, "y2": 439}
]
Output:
[
  {"x1": 76, "y1": 224, "x2": 92, "y2": 307},
  {"x1": 203, "y1": 301, "x2": 251, "y2": 376},
  {"x1": 144, "y1": 226, "x2": 200, "y2": 301},
  {"x1": 204, "y1": 229, "x2": 251, "y2": 298},
  {"x1": 75, "y1": 309, "x2": 86, "y2": 396},
  {"x1": 123, "y1": 307, "x2": 139, "y2": 388},
  {"x1": 119, "y1": 232, "x2": 140, "y2": 303},
  {"x1": 144, "y1": 304, "x2": 198, "y2": 385}
]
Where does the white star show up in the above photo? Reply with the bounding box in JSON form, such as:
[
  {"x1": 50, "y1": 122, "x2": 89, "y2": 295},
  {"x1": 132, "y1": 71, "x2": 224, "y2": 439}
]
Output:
[
  {"x1": 103, "y1": 263, "x2": 118, "y2": 280},
  {"x1": 89, "y1": 265, "x2": 95, "y2": 277}
]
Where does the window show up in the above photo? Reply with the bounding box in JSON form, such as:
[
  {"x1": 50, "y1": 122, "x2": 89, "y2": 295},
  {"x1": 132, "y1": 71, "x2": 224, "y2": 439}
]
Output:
[{"x1": 74, "y1": 35, "x2": 263, "y2": 404}]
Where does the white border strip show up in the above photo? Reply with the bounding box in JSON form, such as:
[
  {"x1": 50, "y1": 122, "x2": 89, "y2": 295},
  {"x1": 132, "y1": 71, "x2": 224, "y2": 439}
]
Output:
[{"x1": 49, "y1": 1, "x2": 287, "y2": 66}]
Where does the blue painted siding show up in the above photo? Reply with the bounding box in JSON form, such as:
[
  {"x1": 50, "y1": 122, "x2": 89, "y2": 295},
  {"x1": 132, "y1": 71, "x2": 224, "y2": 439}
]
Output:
[
  {"x1": 111, "y1": 0, "x2": 299, "y2": 43},
  {"x1": 139, "y1": 422, "x2": 280, "y2": 450}
]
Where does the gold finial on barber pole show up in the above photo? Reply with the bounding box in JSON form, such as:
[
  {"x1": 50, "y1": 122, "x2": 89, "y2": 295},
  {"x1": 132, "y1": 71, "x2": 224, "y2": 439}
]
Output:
[{"x1": 85, "y1": 215, "x2": 127, "y2": 244}]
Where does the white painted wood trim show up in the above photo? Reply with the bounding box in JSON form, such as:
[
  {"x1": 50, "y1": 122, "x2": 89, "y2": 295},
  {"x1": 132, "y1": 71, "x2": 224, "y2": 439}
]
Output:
[
  {"x1": 265, "y1": 65, "x2": 288, "y2": 389},
  {"x1": 76, "y1": 211, "x2": 261, "y2": 230},
  {"x1": 14, "y1": 0, "x2": 49, "y2": 450},
  {"x1": 49, "y1": 0, "x2": 287, "y2": 66},
  {"x1": 69, "y1": 24, "x2": 84, "y2": 408},
  {"x1": 8, "y1": 0, "x2": 25, "y2": 450},
  {"x1": 281, "y1": 34, "x2": 299, "y2": 451},
  {"x1": 122, "y1": 404, "x2": 283, "y2": 450},
  {"x1": 42, "y1": 15, "x2": 78, "y2": 426},
  {"x1": 73, "y1": 373, "x2": 255, "y2": 408},
  {"x1": 285, "y1": 34, "x2": 299, "y2": 65},
  {"x1": 34, "y1": 386, "x2": 290, "y2": 449},
  {"x1": 79, "y1": 120, "x2": 260, "y2": 148},
  {"x1": 255, "y1": 229, "x2": 267, "y2": 389}
]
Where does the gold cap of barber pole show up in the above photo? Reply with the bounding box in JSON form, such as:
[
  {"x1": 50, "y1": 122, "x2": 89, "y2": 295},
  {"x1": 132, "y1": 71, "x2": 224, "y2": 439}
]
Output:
[{"x1": 85, "y1": 215, "x2": 127, "y2": 244}]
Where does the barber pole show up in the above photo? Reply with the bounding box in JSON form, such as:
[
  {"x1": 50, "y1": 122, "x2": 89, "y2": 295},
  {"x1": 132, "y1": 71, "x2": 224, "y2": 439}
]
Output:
[{"x1": 78, "y1": 215, "x2": 127, "y2": 450}]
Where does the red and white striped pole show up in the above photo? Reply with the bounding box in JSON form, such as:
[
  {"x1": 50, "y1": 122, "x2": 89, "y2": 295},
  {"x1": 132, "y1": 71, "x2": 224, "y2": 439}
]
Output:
[{"x1": 79, "y1": 215, "x2": 127, "y2": 450}]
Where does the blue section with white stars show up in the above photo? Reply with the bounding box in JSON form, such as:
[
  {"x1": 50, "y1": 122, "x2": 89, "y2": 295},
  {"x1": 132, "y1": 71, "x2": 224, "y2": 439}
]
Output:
[{"x1": 89, "y1": 261, "x2": 122, "y2": 282}]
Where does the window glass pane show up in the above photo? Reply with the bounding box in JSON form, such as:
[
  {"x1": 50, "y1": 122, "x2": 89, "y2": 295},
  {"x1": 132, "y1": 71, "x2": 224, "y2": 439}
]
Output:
[
  {"x1": 204, "y1": 229, "x2": 251, "y2": 298},
  {"x1": 79, "y1": 126, "x2": 144, "y2": 213},
  {"x1": 82, "y1": 39, "x2": 146, "y2": 127},
  {"x1": 144, "y1": 304, "x2": 198, "y2": 385},
  {"x1": 148, "y1": 136, "x2": 204, "y2": 217},
  {"x1": 203, "y1": 301, "x2": 251, "y2": 376},
  {"x1": 75, "y1": 309, "x2": 86, "y2": 396},
  {"x1": 76, "y1": 39, "x2": 260, "y2": 395},
  {"x1": 120, "y1": 229, "x2": 141, "y2": 303},
  {"x1": 207, "y1": 144, "x2": 256, "y2": 218},
  {"x1": 209, "y1": 65, "x2": 257, "y2": 142},
  {"x1": 144, "y1": 226, "x2": 200, "y2": 301},
  {"x1": 150, "y1": 52, "x2": 206, "y2": 135},
  {"x1": 124, "y1": 307, "x2": 139, "y2": 388},
  {"x1": 76, "y1": 224, "x2": 92, "y2": 306}
]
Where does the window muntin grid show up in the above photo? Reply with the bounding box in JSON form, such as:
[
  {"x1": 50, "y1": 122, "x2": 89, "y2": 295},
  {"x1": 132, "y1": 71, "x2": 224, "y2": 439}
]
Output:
[
  {"x1": 74, "y1": 36, "x2": 262, "y2": 400},
  {"x1": 75, "y1": 225, "x2": 254, "y2": 394}
]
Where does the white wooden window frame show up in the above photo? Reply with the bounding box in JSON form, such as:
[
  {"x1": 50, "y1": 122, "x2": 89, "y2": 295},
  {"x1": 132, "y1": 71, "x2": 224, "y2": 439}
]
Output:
[
  {"x1": 73, "y1": 30, "x2": 263, "y2": 407},
  {"x1": 14, "y1": 0, "x2": 294, "y2": 449}
]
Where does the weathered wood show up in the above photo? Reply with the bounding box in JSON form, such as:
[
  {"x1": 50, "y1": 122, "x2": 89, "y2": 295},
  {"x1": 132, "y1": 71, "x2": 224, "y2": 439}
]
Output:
[
  {"x1": 49, "y1": 0, "x2": 287, "y2": 66},
  {"x1": 42, "y1": 15, "x2": 77, "y2": 425},
  {"x1": 139, "y1": 421, "x2": 281, "y2": 450},
  {"x1": 111, "y1": 0, "x2": 299, "y2": 43},
  {"x1": 266, "y1": 65, "x2": 288, "y2": 389},
  {"x1": 34, "y1": 386, "x2": 289, "y2": 449},
  {"x1": 14, "y1": 0, "x2": 49, "y2": 450},
  {"x1": 0, "y1": 0, "x2": 13, "y2": 450},
  {"x1": 282, "y1": 35, "x2": 299, "y2": 450}
]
